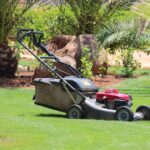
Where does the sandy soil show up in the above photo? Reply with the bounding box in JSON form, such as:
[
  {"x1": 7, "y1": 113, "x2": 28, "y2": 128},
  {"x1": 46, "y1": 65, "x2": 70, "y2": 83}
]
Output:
[{"x1": 108, "y1": 51, "x2": 150, "y2": 68}]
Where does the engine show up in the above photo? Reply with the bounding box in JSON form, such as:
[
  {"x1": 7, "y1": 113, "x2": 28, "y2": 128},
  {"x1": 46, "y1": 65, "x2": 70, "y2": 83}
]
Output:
[{"x1": 96, "y1": 89, "x2": 132, "y2": 110}]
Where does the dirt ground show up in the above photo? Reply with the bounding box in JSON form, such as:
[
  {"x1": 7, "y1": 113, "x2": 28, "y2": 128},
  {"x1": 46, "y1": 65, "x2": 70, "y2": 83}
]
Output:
[
  {"x1": 0, "y1": 71, "x2": 33, "y2": 88},
  {"x1": 5, "y1": 50, "x2": 147, "y2": 89},
  {"x1": 0, "y1": 70, "x2": 124, "y2": 88},
  {"x1": 92, "y1": 75, "x2": 124, "y2": 88}
]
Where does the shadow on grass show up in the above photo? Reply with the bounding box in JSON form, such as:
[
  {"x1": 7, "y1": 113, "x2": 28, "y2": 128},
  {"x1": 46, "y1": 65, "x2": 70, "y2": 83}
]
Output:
[{"x1": 35, "y1": 113, "x2": 66, "y2": 118}]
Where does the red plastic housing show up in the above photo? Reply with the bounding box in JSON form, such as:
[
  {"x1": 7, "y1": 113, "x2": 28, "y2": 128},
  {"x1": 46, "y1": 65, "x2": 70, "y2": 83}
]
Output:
[{"x1": 96, "y1": 89, "x2": 131, "y2": 102}]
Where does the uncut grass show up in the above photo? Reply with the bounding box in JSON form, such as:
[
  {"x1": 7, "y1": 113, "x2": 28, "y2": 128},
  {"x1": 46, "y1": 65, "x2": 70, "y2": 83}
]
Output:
[{"x1": 0, "y1": 76, "x2": 150, "y2": 150}]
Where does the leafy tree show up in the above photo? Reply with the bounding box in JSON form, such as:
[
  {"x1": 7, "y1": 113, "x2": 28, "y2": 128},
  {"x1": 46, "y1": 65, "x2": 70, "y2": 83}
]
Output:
[
  {"x1": 97, "y1": 19, "x2": 150, "y2": 77},
  {"x1": 0, "y1": 0, "x2": 40, "y2": 77}
]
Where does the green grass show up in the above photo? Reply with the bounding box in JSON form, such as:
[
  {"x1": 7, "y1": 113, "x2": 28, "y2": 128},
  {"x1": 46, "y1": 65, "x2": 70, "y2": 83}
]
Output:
[
  {"x1": 18, "y1": 59, "x2": 39, "y2": 70},
  {"x1": 108, "y1": 66, "x2": 150, "y2": 76},
  {"x1": 133, "y1": 69, "x2": 150, "y2": 76},
  {"x1": 0, "y1": 76, "x2": 150, "y2": 150},
  {"x1": 116, "y1": 75, "x2": 150, "y2": 110}
]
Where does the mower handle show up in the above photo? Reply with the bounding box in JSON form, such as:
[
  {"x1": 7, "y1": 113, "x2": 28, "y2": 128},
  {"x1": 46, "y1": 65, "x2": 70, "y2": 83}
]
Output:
[
  {"x1": 16, "y1": 29, "x2": 44, "y2": 47},
  {"x1": 16, "y1": 29, "x2": 85, "y2": 101},
  {"x1": 16, "y1": 29, "x2": 83, "y2": 78},
  {"x1": 17, "y1": 29, "x2": 33, "y2": 42}
]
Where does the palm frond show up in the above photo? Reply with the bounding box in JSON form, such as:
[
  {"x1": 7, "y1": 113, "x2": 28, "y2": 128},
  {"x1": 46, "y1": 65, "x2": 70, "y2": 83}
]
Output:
[
  {"x1": 97, "y1": 20, "x2": 136, "y2": 46},
  {"x1": 97, "y1": 19, "x2": 150, "y2": 50},
  {"x1": 102, "y1": 30, "x2": 131, "y2": 48}
]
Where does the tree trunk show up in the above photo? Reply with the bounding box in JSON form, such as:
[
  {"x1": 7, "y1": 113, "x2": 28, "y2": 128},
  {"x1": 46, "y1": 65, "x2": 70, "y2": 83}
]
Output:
[{"x1": 0, "y1": 41, "x2": 18, "y2": 77}]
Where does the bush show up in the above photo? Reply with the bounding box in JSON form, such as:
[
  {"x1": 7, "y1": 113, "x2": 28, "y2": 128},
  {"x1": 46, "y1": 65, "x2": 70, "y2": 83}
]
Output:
[
  {"x1": 112, "y1": 49, "x2": 141, "y2": 77},
  {"x1": 15, "y1": 6, "x2": 57, "y2": 41},
  {"x1": 14, "y1": 6, "x2": 76, "y2": 42},
  {"x1": 80, "y1": 47, "x2": 93, "y2": 78}
]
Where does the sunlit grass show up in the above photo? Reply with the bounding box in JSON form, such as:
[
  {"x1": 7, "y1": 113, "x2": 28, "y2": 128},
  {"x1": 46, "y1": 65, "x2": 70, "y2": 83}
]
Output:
[{"x1": 0, "y1": 76, "x2": 150, "y2": 150}]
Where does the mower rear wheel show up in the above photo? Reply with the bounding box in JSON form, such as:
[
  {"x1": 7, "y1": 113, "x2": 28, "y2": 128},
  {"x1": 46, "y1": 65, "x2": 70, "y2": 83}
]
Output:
[
  {"x1": 136, "y1": 105, "x2": 150, "y2": 120},
  {"x1": 67, "y1": 105, "x2": 83, "y2": 119},
  {"x1": 116, "y1": 106, "x2": 134, "y2": 121}
]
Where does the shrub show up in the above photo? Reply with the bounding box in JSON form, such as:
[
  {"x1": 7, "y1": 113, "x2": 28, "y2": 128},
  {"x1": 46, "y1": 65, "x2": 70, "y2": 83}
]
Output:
[
  {"x1": 110, "y1": 49, "x2": 141, "y2": 77},
  {"x1": 14, "y1": 5, "x2": 76, "y2": 42},
  {"x1": 80, "y1": 47, "x2": 93, "y2": 78}
]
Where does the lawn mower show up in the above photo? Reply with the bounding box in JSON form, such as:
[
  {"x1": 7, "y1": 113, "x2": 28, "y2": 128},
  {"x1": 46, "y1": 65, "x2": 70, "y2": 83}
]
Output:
[{"x1": 16, "y1": 29, "x2": 150, "y2": 121}]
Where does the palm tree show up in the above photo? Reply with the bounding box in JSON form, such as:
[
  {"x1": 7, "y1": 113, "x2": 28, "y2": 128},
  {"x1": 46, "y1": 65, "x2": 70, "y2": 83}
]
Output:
[
  {"x1": 133, "y1": 0, "x2": 150, "y2": 36},
  {"x1": 97, "y1": 19, "x2": 150, "y2": 76},
  {"x1": 56, "y1": 0, "x2": 138, "y2": 36},
  {"x1": 133, "y1": 0, "x2": 150, "y2": 19},
  {"x1": 0, "y1": 0, "x2": 39, "y2": 77}
]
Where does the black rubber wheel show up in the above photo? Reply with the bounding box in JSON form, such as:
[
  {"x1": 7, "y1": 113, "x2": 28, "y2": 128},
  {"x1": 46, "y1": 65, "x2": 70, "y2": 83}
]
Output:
[
  {"x1": 136, "y1": 105, "x2": 150, "y2": 120},
  {"x1": 67, "y1": 105, "x2": 83, "y2": 119},
  {"x1": 116, "y1": 106, "x2": 134, "y2": 121}
]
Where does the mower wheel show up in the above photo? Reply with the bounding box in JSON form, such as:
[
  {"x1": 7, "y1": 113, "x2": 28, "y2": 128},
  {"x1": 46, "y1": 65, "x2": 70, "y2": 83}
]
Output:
[
  {"x1": 67, "y1": 105, "x2": 83, "y2": 119},
  {"x1": 116, "y1": 106, "x2": 134, "y2": 121},
  {"x1": 136, "y1": 105, "x2": 150, "y2": 120}
]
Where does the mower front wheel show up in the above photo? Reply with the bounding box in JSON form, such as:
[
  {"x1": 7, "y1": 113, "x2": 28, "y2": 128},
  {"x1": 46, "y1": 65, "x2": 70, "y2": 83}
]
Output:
[
  {"x1": 136, "y1": 105, "x2": 150, "y2": 120},
  {"x1": 67, "y1": 105, "x2": 83, "y2": 119},
  {"x1": 116, "y1": 106, "x2": 134, "y2": 121}
]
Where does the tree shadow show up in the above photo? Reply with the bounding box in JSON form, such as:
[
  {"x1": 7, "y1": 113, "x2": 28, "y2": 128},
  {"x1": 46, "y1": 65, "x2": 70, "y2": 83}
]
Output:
[{"x1": 35, "y1": 113, "x2": 66, "y2": 118}]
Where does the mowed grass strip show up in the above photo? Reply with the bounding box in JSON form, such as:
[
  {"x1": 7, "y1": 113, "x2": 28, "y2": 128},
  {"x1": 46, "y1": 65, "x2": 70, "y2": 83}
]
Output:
[
  {"x1": 0, "y1": 76, "x2": 150, "y2": 150},
  {"x1": 116, "y1": 75, "x2": 150, "y2": 109}
]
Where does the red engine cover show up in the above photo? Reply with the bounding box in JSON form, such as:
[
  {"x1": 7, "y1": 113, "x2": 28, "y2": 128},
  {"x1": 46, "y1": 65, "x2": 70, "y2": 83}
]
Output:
[{"x1": 96, "y1": 89, "x2": 130, "y2": 101}]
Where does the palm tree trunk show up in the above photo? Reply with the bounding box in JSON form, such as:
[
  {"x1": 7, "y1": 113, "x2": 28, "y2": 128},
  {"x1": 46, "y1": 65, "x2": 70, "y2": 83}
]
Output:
[{"x1": 0, "y1": 41, "x2": 18, "y2": 77}]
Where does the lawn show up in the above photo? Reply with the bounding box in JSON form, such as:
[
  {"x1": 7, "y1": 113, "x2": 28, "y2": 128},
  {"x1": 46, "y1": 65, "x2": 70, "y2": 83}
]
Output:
[
  {"x1": 0, "y1": 76, "x2": 150, "y2": 150},
  {"x1": 108, "y1": 66, "x2": 150, "y2": 76}
]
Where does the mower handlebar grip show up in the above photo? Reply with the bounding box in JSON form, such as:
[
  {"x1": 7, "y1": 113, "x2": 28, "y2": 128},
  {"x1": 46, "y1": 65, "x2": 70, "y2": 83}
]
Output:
[
  {"x1": 16, "y1": 29, "x2": 44, "y2": 47},
  {"x1": 16, "y1": 29, "x2": 33, "y2": 42}
]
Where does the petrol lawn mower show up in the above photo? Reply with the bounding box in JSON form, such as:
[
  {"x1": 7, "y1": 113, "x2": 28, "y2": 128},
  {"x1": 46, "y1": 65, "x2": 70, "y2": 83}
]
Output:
[{"x1": 17, "y1": 29, "x2": 150, "y2": 121}]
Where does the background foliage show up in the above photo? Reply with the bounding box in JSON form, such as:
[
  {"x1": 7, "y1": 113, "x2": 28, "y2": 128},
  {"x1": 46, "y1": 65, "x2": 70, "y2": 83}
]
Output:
[{"x1": 6, "y1": 0, "x2": 150, "y2": 77}]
